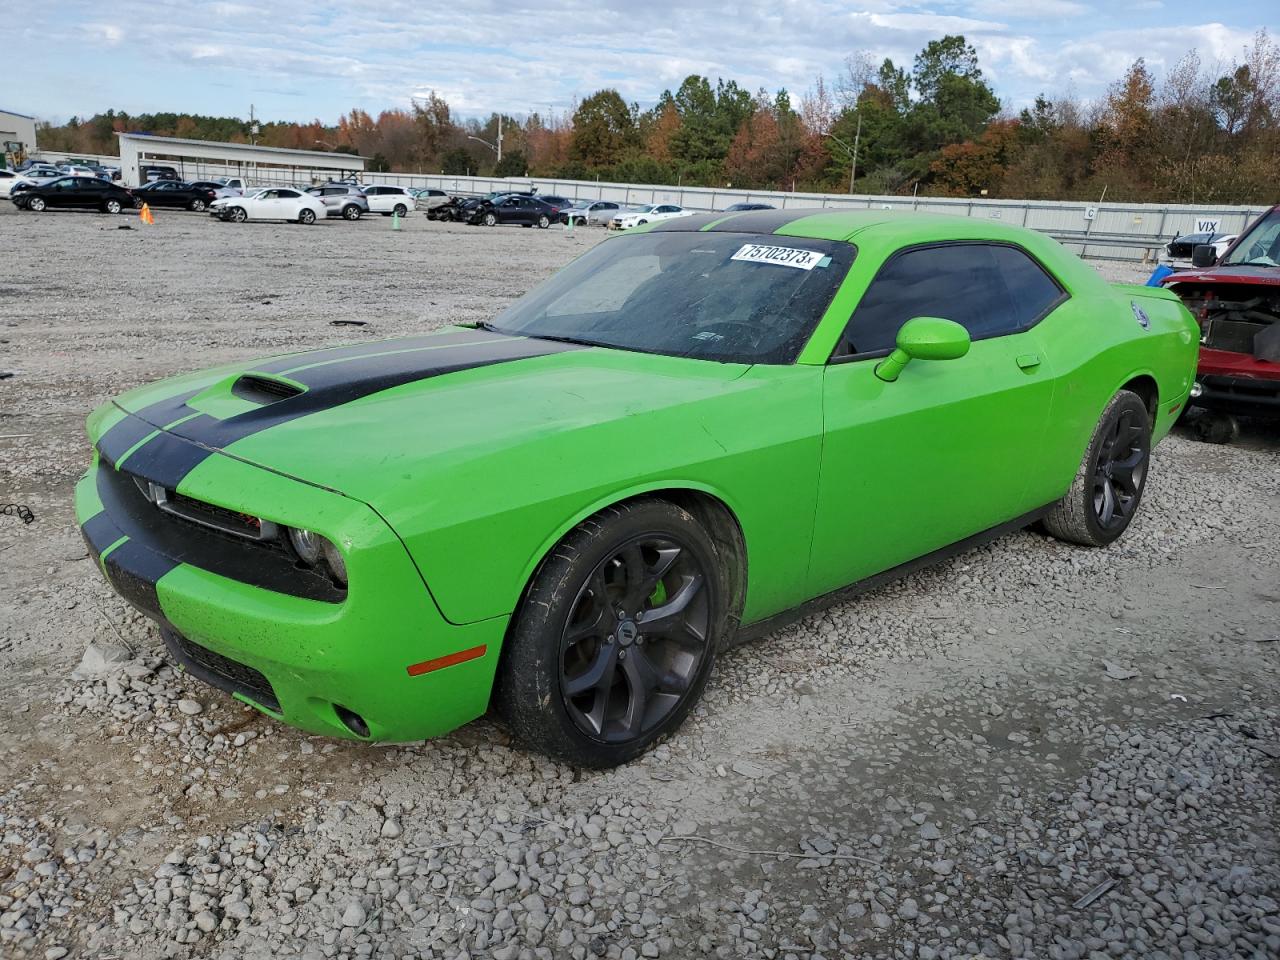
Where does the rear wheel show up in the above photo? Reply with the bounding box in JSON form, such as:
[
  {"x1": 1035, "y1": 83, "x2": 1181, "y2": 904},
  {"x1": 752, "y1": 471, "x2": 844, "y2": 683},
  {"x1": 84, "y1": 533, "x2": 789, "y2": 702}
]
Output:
[
  {"x1": 298, "y1": 208, "x2": 316, "y2": 224},
  {"x1": 27, "y1": 196, "x2": 46, "y2": 212},
  {"x1": 190, "y1": 198, "x2": 206, "y2": 212},
  {"x1": 229, "y1": 206, "x2": 247, "y2": 223},
  {"x1": 495, "y1": 498, "x2": 732, "y2": 767},
  {"x1": 1042, "y1": 390, "x2": 1151, "y2": 547},
  {"x1": 393, "y1": 203, "x2": 408, "y2": 217},
  {"x1": 537, "y1": 214, "x2": 550, "y2": 229},
  {"x1": 342, "y1": 204, "x2": 361, "y2": 221},
  {"x1": 103, "y1": 199, "x2": 122, "y2": 214}
]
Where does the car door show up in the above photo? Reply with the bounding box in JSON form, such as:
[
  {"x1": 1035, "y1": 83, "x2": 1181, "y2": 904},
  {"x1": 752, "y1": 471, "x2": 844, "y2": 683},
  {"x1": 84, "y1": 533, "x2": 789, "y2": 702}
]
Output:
[
  {"x1": 807, "y1": 241, "x2": 1065, "y2": 597},
  {"x1": 44, "y1": 178, "x2": 76, "y2": 208},
  {"x1": 246, "y1": 190, "x2": 278, "y2": 218},
  {"x1": 274, "y1": 189, "x2": 302, "y2": 219}
]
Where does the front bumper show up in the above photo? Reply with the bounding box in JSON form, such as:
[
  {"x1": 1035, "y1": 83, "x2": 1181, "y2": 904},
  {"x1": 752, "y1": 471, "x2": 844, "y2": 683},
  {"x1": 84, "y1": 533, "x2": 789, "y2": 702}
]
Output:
[
  {"x1": 1190, "y1": 373, "x2": 1280, "y2": 418},
  {"x1": 75, "y1": 437, "x2": 507, "y2": 742}
]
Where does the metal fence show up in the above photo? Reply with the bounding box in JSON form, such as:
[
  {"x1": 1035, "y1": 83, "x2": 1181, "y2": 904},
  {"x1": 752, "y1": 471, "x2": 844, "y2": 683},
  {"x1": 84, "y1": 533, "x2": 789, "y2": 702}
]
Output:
[{"x1": 31, "y1": 151, "x2": 1265, "y2": 262}]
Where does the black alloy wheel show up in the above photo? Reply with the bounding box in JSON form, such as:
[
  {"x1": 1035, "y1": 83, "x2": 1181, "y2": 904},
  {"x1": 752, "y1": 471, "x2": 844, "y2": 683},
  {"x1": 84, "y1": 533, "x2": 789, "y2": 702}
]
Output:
[
  {"x1": 495, "y1": 498, "x2": 734, "y2": 767},
  {"x1": 559, "y1": 535, "x2": 710, "y2": 743},
  {"x1": 1092, "y1": 406, "x2": 1147, "y2": 531},
  {"x1": 1042, "y1": 390, "x2": 1151, "y2": 547}
]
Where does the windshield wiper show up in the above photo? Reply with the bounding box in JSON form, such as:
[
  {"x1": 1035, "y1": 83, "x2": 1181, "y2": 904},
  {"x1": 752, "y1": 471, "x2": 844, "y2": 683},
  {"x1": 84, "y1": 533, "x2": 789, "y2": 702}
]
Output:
[{"x1": 520, "y1": 332, "x2": 616, "y2": 350}]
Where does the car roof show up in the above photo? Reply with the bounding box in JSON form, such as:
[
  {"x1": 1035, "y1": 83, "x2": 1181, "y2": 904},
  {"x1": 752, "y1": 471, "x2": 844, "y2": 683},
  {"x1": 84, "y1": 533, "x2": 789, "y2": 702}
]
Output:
[{"x1": 647, "y1": 208, "x2": 1053, "y2": 245}]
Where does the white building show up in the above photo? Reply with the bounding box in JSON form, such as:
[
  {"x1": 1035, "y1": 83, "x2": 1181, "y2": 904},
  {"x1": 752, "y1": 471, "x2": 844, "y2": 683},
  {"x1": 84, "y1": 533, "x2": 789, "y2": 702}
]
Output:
[{"x1": 0, "y1": 109, "x2": 38, "y2": 165}]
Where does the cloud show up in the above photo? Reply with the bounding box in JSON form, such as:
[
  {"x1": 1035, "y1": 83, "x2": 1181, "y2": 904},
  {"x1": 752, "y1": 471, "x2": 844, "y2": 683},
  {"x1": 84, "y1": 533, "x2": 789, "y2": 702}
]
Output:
[{"x1": 13, "y1": 1, "x2": 1278, "y2": 122}]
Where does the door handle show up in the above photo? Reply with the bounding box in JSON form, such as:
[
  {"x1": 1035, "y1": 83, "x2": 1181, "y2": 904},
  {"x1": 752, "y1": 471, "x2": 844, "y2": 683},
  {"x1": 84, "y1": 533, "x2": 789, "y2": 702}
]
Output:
[{"x1": 1016, "y1": 353, "x2": 1042, "y2": 370}]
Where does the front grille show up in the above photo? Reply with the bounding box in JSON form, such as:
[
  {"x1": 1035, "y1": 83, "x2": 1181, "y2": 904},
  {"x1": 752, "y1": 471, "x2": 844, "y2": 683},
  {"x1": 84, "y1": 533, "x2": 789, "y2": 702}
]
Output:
[
  {"x1": 169, "y1": 489, "x2": 272, "y2": 541},
  {"x1": 164, "y1": 628, "x2": 280, "y2": 712}
]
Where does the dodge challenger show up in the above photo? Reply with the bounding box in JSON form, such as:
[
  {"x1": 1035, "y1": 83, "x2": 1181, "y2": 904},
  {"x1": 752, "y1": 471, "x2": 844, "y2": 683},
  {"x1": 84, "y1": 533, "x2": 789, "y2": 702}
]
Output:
[{"x1": 77, "y1": 210, "x2": 1199, "y2": 767}]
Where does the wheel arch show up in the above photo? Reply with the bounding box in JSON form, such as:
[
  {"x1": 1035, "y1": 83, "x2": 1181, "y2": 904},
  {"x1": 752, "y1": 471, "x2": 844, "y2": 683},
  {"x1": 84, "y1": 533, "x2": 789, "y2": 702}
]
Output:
[
  {"x1": 1118, "y1": 373, "x2": 1159, "y2": 423},
  {"x1": 509, "y1": 483, "x2": 750, "y2": 639}
]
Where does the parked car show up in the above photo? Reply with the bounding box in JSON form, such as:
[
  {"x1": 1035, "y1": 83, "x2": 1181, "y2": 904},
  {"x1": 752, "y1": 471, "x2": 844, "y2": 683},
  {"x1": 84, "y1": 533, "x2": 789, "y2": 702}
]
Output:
[
  {"x1": 304, "y1": 184, "x2": 368, "y2": 220},
  {"x1": 141, "y1": 164, "x2": 181, "y2": 182},
  {"x1": 430, "y1": 196, "x2": 481, "y2": 222},
  {"x1": 133, "y1": 180, "x2": 219, "y2": 212},
  {"x1": 211, "y1": 188, "x2": 327, "y2": 224},
  {"x1": 1165, "y1": 231, "x2": 1237, "y2": 261},
  {"x1": 18, "y1": 162, "x2": 61, "y2": 180},
  {"x1": 560, "y1": 199, "x2": 622, "y2": 226},
  {"x1": 57, "y1": 163, "x2": 105, "y2": 179},
  {"x1": 362, "y1": 185, "x2": 416, "y2": 216},
  {"x1": 725, "y1": 202, "x2": 776, "y2": 212},
  {"x1": 189, "y1": 180, "x2": 240, "y2": 199},
  {"x1": 76, "y1": 211, "x2": 1196, "y2": 766},
  {"x1": 1160, "y1": 204, "x2": 1280, "y2": 442},
  {"x1": 469, "y1": 194, "x2": 559, "y2": 228},
  {"x1": 610, "y1": 203, "x2": 696, "y2": 229},
  {"x1": 411, "y1": 188, "x2": 452, "y2": 214},
  {"x1": 534, "y1": 194, "x2": 572, "y2": 210},
  {"x1": 0, "y1": 169, "x2": 34, "y2": 197},
  {"x1": 11, "y1": 176, "x2": 136, "y2": 213}
]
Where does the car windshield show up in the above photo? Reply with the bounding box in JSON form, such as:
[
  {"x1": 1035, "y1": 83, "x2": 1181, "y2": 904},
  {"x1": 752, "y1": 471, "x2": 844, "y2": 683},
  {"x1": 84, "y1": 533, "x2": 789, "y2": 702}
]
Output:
[
  {"x1": 1221, "y1": 209, "x2": 1280, "y2": 267},
  {"x1": 485, "y1": 231, "x2": 856, "y2": 364}
]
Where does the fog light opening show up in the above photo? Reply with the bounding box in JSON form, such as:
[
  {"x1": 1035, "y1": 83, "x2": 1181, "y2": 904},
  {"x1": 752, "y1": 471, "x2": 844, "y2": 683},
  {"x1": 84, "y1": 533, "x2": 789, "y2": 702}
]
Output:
[{"x1": 334, "y1": 704, "x2": 370, "y2": 738}]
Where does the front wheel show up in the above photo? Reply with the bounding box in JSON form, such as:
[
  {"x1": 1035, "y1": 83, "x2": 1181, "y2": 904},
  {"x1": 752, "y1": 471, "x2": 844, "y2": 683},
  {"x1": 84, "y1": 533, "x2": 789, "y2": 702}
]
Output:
[
  {"x1": 229, "y1": 206, "x2": 247, "y2": 223},
  {"x1": 103, "y1": 199, "x2": 122, "y2": 214},
  {"x1": 27, "y1": 196, "x2": 46, "y2": 212},
  {"x1": 494, "y1": 498, "x2": 732, "y2": 767},
  {"x1": 483, "y1": 213, "x2": 497, "y2": 227},
  {"x1": 1042, "y1": 390, "x2": 1151, "y2": 547},
  {"x1": 298, "y1": 208, "x2": 316, "y2": 224},
  {"x1": 537, "y1": 214, "x2": 550, "y2": 229}
]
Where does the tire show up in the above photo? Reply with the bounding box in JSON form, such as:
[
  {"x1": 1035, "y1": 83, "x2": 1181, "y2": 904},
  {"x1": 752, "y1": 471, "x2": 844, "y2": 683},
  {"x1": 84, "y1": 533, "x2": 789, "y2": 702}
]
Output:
[
  {"x1": 1192, "y1": 411, "x2": 1239, "y2": 444},
  {"x1": 494, "y1": 498, "x2": 734, "y2": 767},
  {"x1": 1042, "y1": 390, "x2": 1151, "y2": 547},
  {"x1": 393, "y1": 203, "x2": 407, "y2": 217},
  {"x1": 103, "y1": 199, "x2": 122, "y2": 214},
  {"x1": 229, "y1": 206, "x2": 247, "y2": 223},
  {"x1": 190, "y1": 198, "x2": 206, "y2": 212},
  {"x1": 342, "y1": 205, "x2": 361, "y2": 221},
  {"x1": 27, "y1": 196, "x2": 46, "y2": 212},
  {"x1": 537, "y1": 215, "x2": 550, "y2": 229},
  {"x1": 637, "y1": 219, "x2": 648, "y2": 225},
  {"x1": 483, "y1": 213, "x2": 497, "y2": 227},
  {"x1": 298, "y1": 208, "x2": 316, "y2": 225}
]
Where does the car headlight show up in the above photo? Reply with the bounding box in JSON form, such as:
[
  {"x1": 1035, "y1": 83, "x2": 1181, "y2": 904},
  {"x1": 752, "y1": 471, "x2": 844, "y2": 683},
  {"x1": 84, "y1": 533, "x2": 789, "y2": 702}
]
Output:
[{"x1": 286, "y1": 527, "x2": 347, "y2": 586}]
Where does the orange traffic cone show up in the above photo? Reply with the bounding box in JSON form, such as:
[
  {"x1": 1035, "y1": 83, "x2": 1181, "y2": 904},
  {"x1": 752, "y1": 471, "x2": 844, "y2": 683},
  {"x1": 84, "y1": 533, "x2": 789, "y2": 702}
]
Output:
[{"x1": 139, "y1": 203, "x2": 154, "y2": 225}]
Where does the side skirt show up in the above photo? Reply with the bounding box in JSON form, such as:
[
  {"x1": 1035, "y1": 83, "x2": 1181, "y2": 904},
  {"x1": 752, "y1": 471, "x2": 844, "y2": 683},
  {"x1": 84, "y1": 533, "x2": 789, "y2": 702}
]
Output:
[{"x1": 732, "y1": 504, "x2": 1053, "y2": 647}]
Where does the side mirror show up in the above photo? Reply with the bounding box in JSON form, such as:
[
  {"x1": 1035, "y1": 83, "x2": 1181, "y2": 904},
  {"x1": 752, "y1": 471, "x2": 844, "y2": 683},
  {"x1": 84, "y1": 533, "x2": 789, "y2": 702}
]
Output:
[
  {"x1": 875, "y1": 316, "x2": 971, "y2": 383},
  {"x1": 1191, "y1": 244, "x2": 1217, "y2": 268}
]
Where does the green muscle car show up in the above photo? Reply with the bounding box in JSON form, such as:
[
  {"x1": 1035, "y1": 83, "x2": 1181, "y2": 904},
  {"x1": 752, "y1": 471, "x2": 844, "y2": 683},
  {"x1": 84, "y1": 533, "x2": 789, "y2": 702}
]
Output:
[{"x1": 77, "y1": 210, "x2": 1199, "y2": 767}]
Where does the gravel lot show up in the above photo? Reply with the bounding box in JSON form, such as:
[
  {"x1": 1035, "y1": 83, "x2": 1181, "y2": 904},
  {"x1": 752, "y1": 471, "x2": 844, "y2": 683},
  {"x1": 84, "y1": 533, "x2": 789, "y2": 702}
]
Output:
[{"x1": 1, "y1": 204, "x2": 1278, "y2": 960}]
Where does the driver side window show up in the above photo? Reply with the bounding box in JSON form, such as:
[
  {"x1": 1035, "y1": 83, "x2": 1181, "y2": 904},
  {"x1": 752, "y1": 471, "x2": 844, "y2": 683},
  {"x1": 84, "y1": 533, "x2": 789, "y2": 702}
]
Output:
[{"x1": 836, "y1": 242, "x2": 1064, "y2": 357}]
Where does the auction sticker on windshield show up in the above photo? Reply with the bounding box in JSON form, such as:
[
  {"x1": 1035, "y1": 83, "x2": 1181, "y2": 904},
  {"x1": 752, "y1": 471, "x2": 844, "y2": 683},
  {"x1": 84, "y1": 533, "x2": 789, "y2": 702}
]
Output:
[{"x1": 730, "y1": 243, "x2": 826, "y2": 270}]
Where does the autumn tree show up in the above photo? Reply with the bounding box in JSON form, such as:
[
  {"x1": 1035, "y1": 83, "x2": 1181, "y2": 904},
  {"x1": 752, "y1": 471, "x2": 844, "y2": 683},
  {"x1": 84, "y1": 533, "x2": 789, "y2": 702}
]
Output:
[{"x1": 571, "y1": 89, "x2": 636, "y2": 167}]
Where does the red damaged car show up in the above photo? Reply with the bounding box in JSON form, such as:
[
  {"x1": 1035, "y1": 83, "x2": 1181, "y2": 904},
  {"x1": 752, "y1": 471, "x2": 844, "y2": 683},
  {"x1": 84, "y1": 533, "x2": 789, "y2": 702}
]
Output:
[{"x1": 1161, "y1": 204, "x2": 1280, "y2": 442}]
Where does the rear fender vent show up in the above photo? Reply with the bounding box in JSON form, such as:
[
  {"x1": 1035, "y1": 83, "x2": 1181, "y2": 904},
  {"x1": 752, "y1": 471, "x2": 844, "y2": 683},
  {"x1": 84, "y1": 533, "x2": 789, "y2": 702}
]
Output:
[{"x1": 231, "y1": 373, "x2": 305, "y2": 405}]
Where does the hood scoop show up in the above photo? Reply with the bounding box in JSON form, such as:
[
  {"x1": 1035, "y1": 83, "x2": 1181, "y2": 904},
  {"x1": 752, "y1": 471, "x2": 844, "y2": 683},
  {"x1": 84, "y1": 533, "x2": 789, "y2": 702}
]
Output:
[{"x1": 230, "y1": 373, "x2": 305, "y2": 405}]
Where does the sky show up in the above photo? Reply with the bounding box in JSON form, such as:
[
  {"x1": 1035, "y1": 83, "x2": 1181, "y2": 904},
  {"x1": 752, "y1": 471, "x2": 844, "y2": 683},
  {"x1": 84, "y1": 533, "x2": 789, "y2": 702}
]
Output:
[{"x1": 6, "y1": 1, "x2": 1276, "y2": 125}]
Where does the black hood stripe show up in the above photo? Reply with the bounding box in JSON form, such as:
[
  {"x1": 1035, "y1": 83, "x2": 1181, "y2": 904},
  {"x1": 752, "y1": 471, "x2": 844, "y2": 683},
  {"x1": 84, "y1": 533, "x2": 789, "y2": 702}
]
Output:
[
  {"x1": 252, "y1": 327, "x2": 491, "y2": 376},
  {"x1": 100, "y1": 330, "x2": 585, "y2": 489}
]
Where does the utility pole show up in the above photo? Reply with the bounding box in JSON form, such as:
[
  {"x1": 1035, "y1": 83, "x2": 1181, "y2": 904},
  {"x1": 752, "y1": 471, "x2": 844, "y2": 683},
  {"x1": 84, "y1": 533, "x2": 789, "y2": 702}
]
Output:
[
  {"x1": 249, "y1": 104, "x2": 259, "y2": 146},
  {"x1": 497, "y1": 114, "x2": 503, "y2": 164}
]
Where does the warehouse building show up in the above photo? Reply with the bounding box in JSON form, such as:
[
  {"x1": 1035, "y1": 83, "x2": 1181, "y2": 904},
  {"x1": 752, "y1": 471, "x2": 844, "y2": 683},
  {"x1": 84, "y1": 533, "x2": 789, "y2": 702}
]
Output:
[{"x1": 1, "y1": 109, "x2": 38, "y2": 165}]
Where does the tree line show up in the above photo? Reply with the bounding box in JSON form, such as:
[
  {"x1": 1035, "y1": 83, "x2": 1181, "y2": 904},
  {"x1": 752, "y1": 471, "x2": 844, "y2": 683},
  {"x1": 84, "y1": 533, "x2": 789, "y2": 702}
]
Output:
[{"x1": 36, "y1": 30, "x2": 1279, "y2": 204}]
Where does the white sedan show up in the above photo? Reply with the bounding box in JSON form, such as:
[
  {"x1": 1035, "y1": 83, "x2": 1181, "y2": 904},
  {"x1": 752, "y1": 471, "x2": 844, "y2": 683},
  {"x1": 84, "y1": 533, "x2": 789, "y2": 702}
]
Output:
[
  {"x1": 210, "y1": 188, "x2": 327, "y2": 224},
  {"x1": 0, "y1": 169, "x2": 35, "y2": 197},
  {"x1": 362, "y1": 185, "x2": 417, "y2": 216},
  {"x1": 610, "y1": 203, "x2": 696, "y2": 230}
]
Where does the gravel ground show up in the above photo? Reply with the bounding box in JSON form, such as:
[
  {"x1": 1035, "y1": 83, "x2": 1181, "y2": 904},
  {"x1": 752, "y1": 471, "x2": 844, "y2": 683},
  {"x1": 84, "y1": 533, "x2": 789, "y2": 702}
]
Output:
[{"x1": 1, "y1": 204, "x2": 1278, "y2": 960}]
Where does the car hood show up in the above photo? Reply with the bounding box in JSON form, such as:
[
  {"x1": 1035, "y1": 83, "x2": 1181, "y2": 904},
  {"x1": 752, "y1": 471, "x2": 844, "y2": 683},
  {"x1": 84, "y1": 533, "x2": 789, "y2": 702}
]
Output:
[
  {"x1": 101, "y1": 327, "x2": 754, "y2": 506},
  {"x1": 1162, "y1": 264, "x2": 1280, "y2": 287}
]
